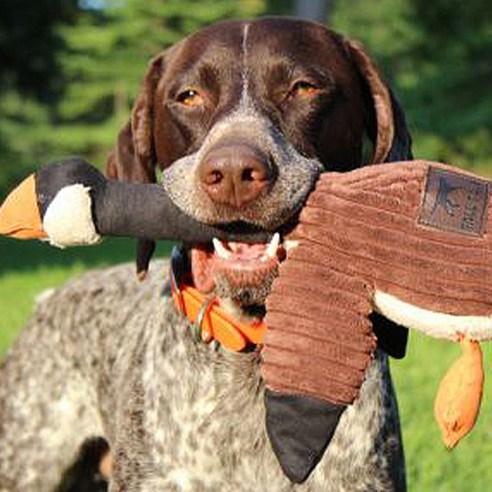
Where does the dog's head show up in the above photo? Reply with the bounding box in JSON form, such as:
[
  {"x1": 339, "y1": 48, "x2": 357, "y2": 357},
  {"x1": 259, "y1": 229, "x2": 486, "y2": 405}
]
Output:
[{"x1": 107, "y1": 17, "x2": 411, "y2": 310}]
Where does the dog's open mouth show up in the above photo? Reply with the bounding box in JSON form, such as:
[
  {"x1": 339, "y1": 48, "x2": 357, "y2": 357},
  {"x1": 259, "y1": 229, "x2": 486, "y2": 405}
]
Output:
[{"x1": 189, "y1": 233, "x2": 288, "y2": 306}]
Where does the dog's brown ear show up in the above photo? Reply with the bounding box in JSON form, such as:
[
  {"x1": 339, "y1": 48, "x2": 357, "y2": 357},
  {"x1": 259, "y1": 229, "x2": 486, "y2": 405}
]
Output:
[
  {"x1": 345, "y1": 39, "x2": 412, "y2": 163},
  {"x1": 130, "y1": 53, "x2": 167, "y2": 182},
  {"x1": 104, "y1": 53, "x2": 166, "y2": 183},
  {"x1": 105, "y1": 121, "x2": 155, "y2": 182},
  {"x1": 104, "y1": 53, "x2": 166, "y2": 279}
]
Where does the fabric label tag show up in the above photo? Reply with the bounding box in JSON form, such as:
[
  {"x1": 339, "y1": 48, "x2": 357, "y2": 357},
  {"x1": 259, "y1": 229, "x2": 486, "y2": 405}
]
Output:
[{"x1": 419, "y1": 166, "x2": 489, "y2": 236}]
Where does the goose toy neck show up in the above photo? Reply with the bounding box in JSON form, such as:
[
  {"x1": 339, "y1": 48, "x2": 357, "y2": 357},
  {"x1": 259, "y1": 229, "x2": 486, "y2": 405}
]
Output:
[{"x1": 0, "y1": 158, "x2": 271, "y2": 249}]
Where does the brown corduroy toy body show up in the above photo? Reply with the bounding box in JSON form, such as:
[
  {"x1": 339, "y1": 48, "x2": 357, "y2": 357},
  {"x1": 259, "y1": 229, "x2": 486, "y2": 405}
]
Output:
[{"x1": 265, "y1": 160, "x2": 491, "y2": 447}]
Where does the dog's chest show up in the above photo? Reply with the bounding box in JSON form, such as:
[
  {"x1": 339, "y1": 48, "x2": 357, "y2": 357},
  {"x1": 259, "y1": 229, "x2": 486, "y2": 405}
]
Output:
[
  {"x1": 134, "y1": 300, "x2": 291, "y2": 490},
  {"x1": 112, "y1": 294, "x2": 399, "y2": 492}
]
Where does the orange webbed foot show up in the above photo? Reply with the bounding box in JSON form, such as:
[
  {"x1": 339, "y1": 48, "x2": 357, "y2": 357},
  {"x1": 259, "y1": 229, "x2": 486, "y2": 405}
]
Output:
[{"x1": 434, "y1": 336, "x2": 484, "y2": 449}]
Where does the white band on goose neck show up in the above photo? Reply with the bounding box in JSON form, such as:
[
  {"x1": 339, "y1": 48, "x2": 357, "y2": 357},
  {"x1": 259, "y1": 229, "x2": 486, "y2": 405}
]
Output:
[
  {"x1": 42, "y1": 184, "x2": 101, "y2": 248},
  {"x1": 374, "y1": 290, "x2": 492, "y2": 342}
]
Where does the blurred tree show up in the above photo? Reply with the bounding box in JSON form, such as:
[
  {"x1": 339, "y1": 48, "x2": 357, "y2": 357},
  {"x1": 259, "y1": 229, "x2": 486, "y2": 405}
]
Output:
[
  {"x1": 265, "y1": 0, "x2": 295, "y2": 15},
  {"x1": 50, "y1": 0, "x2": 268, "y2": 164},
  {"x1": 332, "y1": 0, "x2": 492, "y2": 173},
  {"x1": 0, "y1": 0, "x2": 78, "y2": 101},
  {"x1": 295, "y1": 0, "x2": 332, "y2": 22},
  {"x1": 406, "y1": 0, "x2": 492, "y2": 170},
  {"x1": 0, "y1": 0, "x2": 78, "y2": 193}
]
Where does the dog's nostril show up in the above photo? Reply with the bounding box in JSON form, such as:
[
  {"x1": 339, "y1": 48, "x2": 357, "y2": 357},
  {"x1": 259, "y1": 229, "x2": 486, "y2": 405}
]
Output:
[
  {"x1": 241, "y1": 167, "x2": 255, "y2": 182},
  {"x1": 206, "y1": 169, "x2": 223, "y2": 185}
]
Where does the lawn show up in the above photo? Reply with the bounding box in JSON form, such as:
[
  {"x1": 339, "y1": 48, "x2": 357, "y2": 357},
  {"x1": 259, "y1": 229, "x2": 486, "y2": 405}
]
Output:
[
  {"x1": 0, "y1": 237, "x2": 173, "y2": 351},
  {"x1": 1, "y1": 236, "x2": 492, "y2": 490}
]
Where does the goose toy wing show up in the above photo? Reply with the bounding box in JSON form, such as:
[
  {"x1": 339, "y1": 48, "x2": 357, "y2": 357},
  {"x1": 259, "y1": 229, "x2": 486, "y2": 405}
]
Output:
[{"x1": 264, "y1": 160, "x2": 491, "y2": 481}]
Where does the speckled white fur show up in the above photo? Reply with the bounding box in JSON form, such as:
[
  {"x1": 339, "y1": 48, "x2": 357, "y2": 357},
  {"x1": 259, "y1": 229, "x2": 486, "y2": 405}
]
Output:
[{"x1": 0, "y1": 262, "x2": 405, "y2": 491}]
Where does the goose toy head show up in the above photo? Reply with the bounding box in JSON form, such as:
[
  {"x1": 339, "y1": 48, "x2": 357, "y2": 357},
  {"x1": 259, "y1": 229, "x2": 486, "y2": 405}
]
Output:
[{"x1": 0, "y1": 159, "x2": 106, "y2": 247}]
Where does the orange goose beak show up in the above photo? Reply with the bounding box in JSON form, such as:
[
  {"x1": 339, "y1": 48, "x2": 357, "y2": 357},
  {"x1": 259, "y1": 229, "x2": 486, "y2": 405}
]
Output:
[{"x1": 0, "y1": 174, "x2": 47, "y2": 240}]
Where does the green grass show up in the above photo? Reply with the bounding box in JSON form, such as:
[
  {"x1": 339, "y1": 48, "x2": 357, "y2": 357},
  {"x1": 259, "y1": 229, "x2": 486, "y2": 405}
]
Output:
[
  {"x1": 1, "y1": 236, "x2": 492, "y2": 490},
  {"x1": 0, "y1": 236, "x2": 173, "y2": 352},
  {"x1": 392, "y1": 336, "x2": 492, "y2": 491}
]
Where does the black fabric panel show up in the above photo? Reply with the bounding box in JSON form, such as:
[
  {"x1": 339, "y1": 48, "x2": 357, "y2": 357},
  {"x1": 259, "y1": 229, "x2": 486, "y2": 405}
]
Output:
[
  {"x1": 265, "y1": 389, "x2": 345, "y2": 484},
  {"x1": 371, "y1": 312, "x2": 408, "y2": 359}
]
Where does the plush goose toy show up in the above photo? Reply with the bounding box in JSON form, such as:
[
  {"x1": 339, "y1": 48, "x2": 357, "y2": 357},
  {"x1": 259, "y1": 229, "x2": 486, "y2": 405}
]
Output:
[{"x1": 1, "y1": 158, "x2": 491, "y2": 483}]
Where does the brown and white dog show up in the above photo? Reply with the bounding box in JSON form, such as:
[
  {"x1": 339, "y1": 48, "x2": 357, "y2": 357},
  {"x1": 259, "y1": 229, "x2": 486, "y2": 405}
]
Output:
[{"x1": 0, "y1": 18, "x2": 411, "y2": 491}]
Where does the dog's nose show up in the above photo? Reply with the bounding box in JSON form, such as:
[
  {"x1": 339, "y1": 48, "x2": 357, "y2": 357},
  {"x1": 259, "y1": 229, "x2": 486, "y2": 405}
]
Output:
[{"x1": 199, "y1": 142, "x2": 272, "y2": 208}]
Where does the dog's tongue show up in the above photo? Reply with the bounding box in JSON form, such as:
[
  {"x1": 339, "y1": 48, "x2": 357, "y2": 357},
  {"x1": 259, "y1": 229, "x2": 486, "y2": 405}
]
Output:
[{"x1": 190, "y1": 235, "x2": 281, "y2": 293}]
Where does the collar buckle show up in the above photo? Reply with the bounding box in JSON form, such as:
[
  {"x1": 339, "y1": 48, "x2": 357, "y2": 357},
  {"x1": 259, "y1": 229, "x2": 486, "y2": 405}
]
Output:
[{"x1": 191, "y1": 296, "x2": 216, "y2": 342}]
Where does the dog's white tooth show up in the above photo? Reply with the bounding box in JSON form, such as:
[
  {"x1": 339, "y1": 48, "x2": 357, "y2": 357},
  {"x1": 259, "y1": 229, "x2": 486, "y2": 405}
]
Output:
[
  {"x1": 266, "y1": 232, "x2": 280, "y2": 258},
  {"x1": 284, "y1": 239, "x2": 299, "y2": 251},
  {"x1": 213, "y1": 238, "x2": 231, "y2": 259}
]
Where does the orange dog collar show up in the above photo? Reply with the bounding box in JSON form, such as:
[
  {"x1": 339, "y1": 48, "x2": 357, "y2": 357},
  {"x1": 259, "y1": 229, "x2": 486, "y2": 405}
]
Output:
[{"x1": 169, "y1": 246, "x2": 267, "y2": 352}]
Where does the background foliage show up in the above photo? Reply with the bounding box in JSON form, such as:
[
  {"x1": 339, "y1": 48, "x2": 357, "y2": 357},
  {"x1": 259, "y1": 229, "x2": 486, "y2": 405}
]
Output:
[
  {"x1": 0, "y1": 1, "x2": 491, "y2": 490},
  {"x1": 0, "y1": 0, "x2": 490, "y2": 196}
]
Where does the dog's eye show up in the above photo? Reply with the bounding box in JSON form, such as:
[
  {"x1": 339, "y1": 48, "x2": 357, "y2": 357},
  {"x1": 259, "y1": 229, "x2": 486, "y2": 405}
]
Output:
[
  {"x1": 176, "y1": 89, "x2": 204, "y2": 107},
  {"x1": 290, "y1": 81, "x2": 322, "y2": 98}
]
